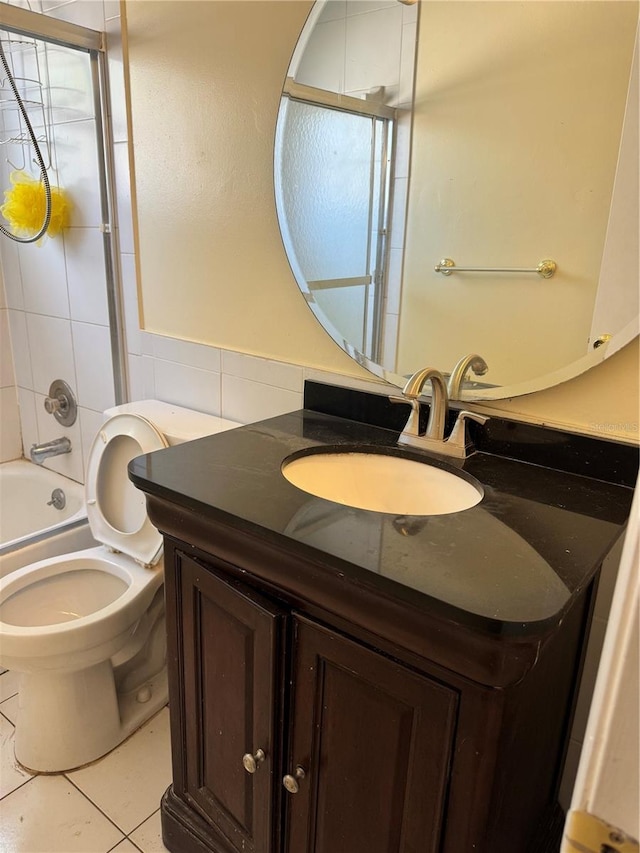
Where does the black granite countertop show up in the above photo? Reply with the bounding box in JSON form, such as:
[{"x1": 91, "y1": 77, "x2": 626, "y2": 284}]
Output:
[{"x1": 129, "y1": 406, "x2": 635, "y2": 638}]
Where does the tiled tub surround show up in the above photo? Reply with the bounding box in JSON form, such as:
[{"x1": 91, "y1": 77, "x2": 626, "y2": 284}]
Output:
[{"x1": 129, "y1": 385, "x2": 637, "y2": 850}]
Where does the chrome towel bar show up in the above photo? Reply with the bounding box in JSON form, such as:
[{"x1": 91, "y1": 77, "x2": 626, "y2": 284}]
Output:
[{"x1": 434, "y1": 258, "x2": 557, "y2": 278}]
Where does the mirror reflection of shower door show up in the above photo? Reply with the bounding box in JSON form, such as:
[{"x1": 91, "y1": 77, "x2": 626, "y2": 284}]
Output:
[{"x1": 278, "y1": 100, "x2": 392, "y2": 361}]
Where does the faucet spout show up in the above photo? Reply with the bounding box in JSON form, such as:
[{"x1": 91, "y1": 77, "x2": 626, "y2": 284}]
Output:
[
  {"x1": 30, "y1": 436, "x2": 72, "y2": 465},
  {"x1": 447, "y1": 353, "x2": 488, "y2": 400},
  {"x1": 401, "y1": 367, "x2": 448, "y2": 440}
]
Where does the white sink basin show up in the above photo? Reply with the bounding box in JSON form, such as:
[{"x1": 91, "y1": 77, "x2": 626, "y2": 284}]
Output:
[{"x1": 281, "y1": 451, "x2": 483, "y2": 516}]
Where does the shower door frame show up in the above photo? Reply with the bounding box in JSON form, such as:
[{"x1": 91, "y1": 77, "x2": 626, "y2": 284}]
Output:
[
  {"x1": 276, "y1": 78, "x2": 397, "y2": 367},
  {"x1": 0, "y1": 2, "x2": 128, "y2": 404}
]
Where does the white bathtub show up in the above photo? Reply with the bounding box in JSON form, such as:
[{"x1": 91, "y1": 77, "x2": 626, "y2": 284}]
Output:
[{"x1": 0, "y1": 460, "x2": 96, "y2": 578}]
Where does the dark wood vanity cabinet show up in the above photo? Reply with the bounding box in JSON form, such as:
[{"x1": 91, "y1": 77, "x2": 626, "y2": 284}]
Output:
[
  {"x1": 165, "y1": 548, "x2": 458, "y2": 853},
  {"x1": 158, "y1": 530, "x2": 589, "y2": 853}
]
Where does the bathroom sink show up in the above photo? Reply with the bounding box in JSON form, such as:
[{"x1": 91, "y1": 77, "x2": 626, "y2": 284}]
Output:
[{"x1": 281, "y1": 451, "x2": 483, "y2": 516}]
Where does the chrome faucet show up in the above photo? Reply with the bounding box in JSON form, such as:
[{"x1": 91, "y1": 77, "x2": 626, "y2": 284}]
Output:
[
  {"x1": 447, "y1": 353, "x2": 488, "y2": 400},
  {"x1": 390, "y1": 366, "x2": 489, "y2": 458},
  {"x1": 30, "y1": 436, "x2": 72, "y2": 465}
]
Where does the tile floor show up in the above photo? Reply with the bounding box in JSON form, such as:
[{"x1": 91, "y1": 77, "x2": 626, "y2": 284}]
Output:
[{"x1": 0, "y1": 669, "x2": 171, "y2": 853}]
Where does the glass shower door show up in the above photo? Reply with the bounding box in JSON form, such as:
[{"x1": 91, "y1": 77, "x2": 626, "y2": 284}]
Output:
[{"x1": 277, "y1": 100, "x2": 391, "y2": 361}]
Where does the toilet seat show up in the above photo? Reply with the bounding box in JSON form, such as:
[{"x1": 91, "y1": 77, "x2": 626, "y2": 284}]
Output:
[{"x1": 85, "y1": 413, "x2": 168, "y2": 567}]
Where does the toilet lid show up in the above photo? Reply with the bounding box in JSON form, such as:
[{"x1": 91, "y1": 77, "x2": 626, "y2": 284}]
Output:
[{"x1": 85, "y1": 413, "x2": 169, "y2": 566}]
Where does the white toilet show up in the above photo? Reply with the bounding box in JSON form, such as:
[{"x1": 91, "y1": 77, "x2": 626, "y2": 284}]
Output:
[{"x1": 0, "y1": 400, "x2": 239, "y2": 773}]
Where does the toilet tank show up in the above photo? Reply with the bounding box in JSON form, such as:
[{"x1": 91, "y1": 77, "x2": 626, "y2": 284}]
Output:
[{"x1": 103, "y1": 400, "x2": 241, "y2": 445}]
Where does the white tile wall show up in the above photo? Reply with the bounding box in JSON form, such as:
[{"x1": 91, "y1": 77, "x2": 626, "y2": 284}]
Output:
[
  {"x1": 16, "y1": 388, "x2": 38, "y2": 453},
  {"x1": 65, "y1": 228, "x2": 110, "y2": 325},
  {"x1": 394, "y1": 111, "x2": 413, "y2": 180},
  {"x1": 389, "y1": 177, "x2": 408, "y2": 251},
  {"x1": 345, "y1": 5, "x2": 404, "y2": 95},
  {"x1": 53, "y1": 120, "x2": 103, "y2": 228},
  {"x1": 104, "y1": 0, "x2": 120, "y2": 22},
  {"x1": 78, "y1": 405, "x2": 106, "y2": 468},
  {"x1": 26, "y1": 313, "x2": 76, "y2": 396},
  {"x1": 221, "y1": 373, "x2": 303, "y2": 424},
  {"x1": 152, "y1": 358, "x2": 221, "y2": 415},
  {"x1": 0, "y1": 387, "x2": 21, "y2": 461},
  {"x1": 146, "y1": 333, "x2": 222, "y2": 373},
  {"x1": 297, "y1": 17, "x2": 346, "y2": 93},
  {"x1": 399, "y1": 20, "x2": 418, "y2": 106},
  {"x1": 44, "y1": 0, "x2": 108, "y2": 33},
  {"x1": 0, "y1": 244, "x2": 24, "y2": 310},
  {"x1": 0, "y1": 309, "x2": 15, "y2": 388},
  {"x1": 386, "y1": 247, "x2": 404, "y2": 315},
  {"x1": 346, "y1": 1, "x2": 398, "y2": 15},
  {"x1": 6, "y1": 311, "x2": 32, "y2": 389},
  {"x1": 71, "y1": 320, "x2": 115, "y2": 412},
  {"x1": 317, "y1": 1, "x2": 346, "y2": 25},
  {"x1": 222, "y1": 349, "x2": 303, "y2": 392},
  {"x1": 18, "y1": 237, "x2": 69, "y2": 318}
]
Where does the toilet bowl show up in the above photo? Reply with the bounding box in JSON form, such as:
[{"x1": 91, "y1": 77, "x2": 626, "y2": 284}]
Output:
[{"x1": 0, "y1": 401, "x2": 239, "y2": 773}]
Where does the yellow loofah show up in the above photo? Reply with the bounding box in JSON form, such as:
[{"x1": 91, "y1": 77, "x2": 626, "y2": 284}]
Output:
[{"x1": 1, "y1": 170, "x2": 70, "y2": 239}]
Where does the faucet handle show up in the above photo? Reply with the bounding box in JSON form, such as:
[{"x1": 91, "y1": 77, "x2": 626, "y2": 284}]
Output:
[
  {"x1": 389, "y1": 395, "x2": 421, "y2": 437},
  {"x1": 44, "y1": 380, "x2": 77, "y2": 427},
  {"x1": 446, "y1": 410, "x2": 489, "y2": 456}
]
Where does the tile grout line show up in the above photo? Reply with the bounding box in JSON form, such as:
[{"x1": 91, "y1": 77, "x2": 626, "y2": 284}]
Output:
[
  {"x1": 0, "y1": 708, "x2": 16, "y2": 727},
  {"x1": 0, "y1": 775, "x2": 34, "y2": 804},
  {"x1": 108, "y1": 837, "x2": 144, "y2": 853},
  {"x1": 64, "y1": 774, "x2": 136, "y2": 841},
  {"x1": 124, "y1": 806, "x2": 161, "y2": 838}
]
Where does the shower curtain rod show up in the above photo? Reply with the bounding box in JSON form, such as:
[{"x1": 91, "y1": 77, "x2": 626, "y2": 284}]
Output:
[{"x1": 0, "y1": 3, "x2": 103, "y2": 53}]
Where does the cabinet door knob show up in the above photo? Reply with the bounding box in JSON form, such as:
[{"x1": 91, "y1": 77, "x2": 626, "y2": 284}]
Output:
[
  {"x1": 242, "y1": 748, "x2": 266, "y2": 774},
  {"x1": 283, "y1": 765, "x2": 306, "y2": 794}
]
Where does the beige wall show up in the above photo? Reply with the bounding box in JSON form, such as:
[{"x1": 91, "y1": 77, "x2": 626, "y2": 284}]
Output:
[
  {"x1": 125, "y1": 0, "x2": 639, "y2": 443},
  {"x1": 126, "y1": 0, "x2": 353, "y2": 375}
]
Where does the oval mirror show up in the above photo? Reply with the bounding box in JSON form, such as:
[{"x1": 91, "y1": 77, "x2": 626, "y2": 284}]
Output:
[{"x1": 274, "y1": 0, "x2": 639, "y2": 400}]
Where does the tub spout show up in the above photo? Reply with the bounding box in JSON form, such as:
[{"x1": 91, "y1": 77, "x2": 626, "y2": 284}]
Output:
[{"x1": 30, "y1": 437, "x2": 72, "y2": 465}]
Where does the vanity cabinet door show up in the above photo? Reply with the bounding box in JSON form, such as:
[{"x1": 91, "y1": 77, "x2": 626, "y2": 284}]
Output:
[
  {"x1": 285, "y1": 616, "x2": 458, "y2": 853},
  {"x1": 178, "y1": 554, "x2": 285, "y2": 853}
]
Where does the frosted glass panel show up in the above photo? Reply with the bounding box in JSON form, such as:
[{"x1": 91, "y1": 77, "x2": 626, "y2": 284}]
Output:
[
  {"x1": 279, "y1": 101, "x2": 373, "y2": 282},
  {"x1": 315, "y1": 284, "x2": 368, "y2": 351}
]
